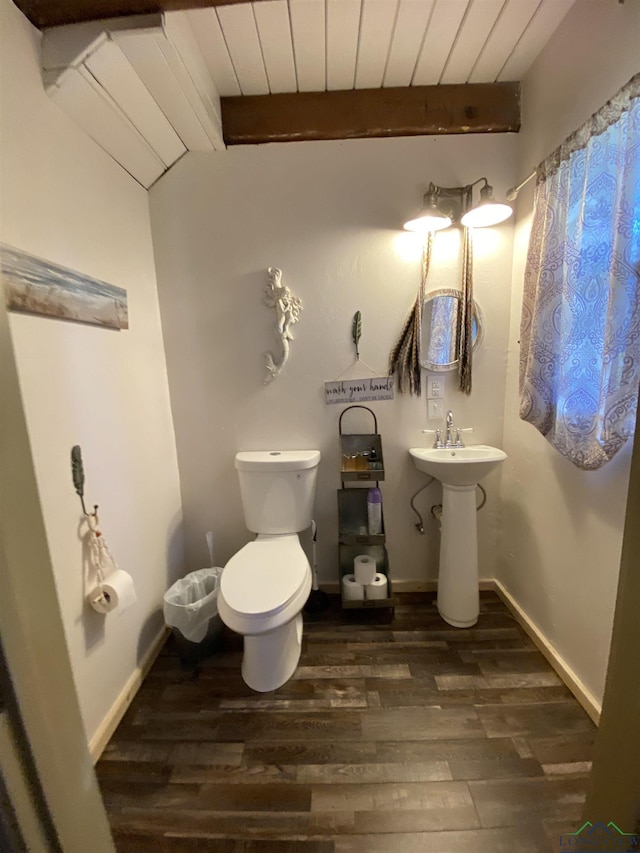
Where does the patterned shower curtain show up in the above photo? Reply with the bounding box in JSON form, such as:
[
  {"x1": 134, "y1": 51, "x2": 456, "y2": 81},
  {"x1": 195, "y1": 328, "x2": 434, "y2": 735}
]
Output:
[{"x1": 519, "y1": 74, "x2": 640, "y2": 470}]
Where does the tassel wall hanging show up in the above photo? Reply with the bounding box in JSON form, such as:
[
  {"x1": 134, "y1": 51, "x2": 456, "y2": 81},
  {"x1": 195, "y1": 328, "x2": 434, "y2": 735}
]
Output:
[
  {"x1": 457, "y1": 227, "x2": 474, "y2": 395},
  {"x1": 388, "y1": 232, "x2": 432, "y2": 395}
]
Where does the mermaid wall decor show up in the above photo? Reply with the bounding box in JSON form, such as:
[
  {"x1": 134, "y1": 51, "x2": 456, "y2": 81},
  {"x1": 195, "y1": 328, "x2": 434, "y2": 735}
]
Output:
[{"x1": 263, "y1": 267, "x2": 302, "y2": 384}]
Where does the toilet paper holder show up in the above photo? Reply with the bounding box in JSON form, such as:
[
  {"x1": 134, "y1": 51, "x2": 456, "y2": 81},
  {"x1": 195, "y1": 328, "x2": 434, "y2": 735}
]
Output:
[{"x1": 72, "y1": 445, "x2": 136, "y2": 616}]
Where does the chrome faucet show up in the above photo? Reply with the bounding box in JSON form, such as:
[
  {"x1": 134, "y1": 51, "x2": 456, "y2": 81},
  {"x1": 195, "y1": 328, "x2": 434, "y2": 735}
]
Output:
[
  {"x1": 445, "y1": 410, "x2": 465, "y2": 448},
  {"x1": 445, "y1": 410, "x2": 454, "y2": 447},
  {"x1": 422, "y1": 411, "x2": 471, "y2": 449}
]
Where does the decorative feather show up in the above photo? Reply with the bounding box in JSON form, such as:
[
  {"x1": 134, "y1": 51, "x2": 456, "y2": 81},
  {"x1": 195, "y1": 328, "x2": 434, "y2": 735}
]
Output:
[
  {"x1": 352, "y1": 311, "x2": 362, "y2": 359},
  {"x1": 71, "y1": 444, "x2": 90, "y2": 515},
  {"x1": 71, "y1": 445, "x2": 85, "y2": 499}
]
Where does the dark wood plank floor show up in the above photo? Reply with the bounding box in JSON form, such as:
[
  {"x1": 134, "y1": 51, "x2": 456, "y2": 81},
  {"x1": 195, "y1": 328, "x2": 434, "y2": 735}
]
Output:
[{"x1": 97, "y1": 592, "x2": 596, "y2": 852}]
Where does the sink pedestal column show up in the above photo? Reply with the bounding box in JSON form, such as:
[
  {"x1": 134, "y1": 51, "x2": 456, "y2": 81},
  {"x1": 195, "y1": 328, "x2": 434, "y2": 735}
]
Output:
[{"x1": 437, "y1": 483, "x2": 479, "y2": 628}]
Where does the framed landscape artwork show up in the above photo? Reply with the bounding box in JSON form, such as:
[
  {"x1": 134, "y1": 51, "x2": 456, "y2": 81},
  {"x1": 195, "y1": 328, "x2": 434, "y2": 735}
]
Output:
[{"x1": 1, "y1": 243, "x2": 128, "y2": 330}]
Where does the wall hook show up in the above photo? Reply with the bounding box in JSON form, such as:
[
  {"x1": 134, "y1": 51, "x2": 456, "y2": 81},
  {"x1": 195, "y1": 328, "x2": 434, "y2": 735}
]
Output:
[{"x1": 71, "y1": 445, "x2": 98, "y2": 517}]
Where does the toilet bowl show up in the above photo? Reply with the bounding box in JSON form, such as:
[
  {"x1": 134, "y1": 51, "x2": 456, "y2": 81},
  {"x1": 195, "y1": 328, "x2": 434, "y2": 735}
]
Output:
[
  {"x1": 218, "y1": 449, "x2": 320, "y2": 692},
  {"x1": 218, "y1": 534, "x2": 312, "y2": 692}
]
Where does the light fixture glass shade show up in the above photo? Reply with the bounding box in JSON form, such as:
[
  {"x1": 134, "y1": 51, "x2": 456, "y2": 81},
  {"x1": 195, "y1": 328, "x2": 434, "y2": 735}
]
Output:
[
  {"x1": 461, "y1": 202, "x2": 512, "y2": 227},
  {"x1": 403, "y1": 210, "x2": 452, "y2": 232},
  {"x1": 460, "y1": 183, "x2": 512, "y2": 228},
  {"x1": 403, "y1": 183, "x2": 452, "y2": 232}
]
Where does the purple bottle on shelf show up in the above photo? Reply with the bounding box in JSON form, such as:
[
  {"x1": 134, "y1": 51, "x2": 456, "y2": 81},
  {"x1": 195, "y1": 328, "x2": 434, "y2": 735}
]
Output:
[{"x1": 367, "y1": 487, "x2": 382, "y2": 535}]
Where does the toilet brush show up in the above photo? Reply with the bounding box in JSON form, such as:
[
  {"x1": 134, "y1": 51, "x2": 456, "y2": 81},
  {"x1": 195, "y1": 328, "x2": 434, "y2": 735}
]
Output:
[
  {"x1": 304, "y1": 520, "x2": 330, "y2": 614},
  {"x1": 206, "y1": 531, "x2": 215, "y2": 567}
]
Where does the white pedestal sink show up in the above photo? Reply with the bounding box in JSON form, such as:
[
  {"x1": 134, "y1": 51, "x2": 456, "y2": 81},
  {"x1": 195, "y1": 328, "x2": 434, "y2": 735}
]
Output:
[{"x1": 409, "y1": 445, "x2": 507, "y2": 627}]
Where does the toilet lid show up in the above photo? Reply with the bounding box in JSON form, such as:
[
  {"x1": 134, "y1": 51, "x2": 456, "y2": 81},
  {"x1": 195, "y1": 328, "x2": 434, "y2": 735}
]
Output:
[{"x1": 221, "y1": 535, "x2": 309, "y2": 618}]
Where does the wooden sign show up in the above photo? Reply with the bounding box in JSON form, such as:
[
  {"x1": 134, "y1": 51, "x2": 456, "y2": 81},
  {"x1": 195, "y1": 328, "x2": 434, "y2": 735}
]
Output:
[{"x1": 325, "y1": 377, "x2": 394, "y2": 405}]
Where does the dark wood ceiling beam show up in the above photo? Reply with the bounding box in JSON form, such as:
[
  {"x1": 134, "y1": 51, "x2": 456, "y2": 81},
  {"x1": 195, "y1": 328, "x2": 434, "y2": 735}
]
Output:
[
  {"x1": 221, "y1": 83, "x2": 521, "y2": 146},
  {"x1": 14, "y1": 0, "x2": 272, "y2": 29}
]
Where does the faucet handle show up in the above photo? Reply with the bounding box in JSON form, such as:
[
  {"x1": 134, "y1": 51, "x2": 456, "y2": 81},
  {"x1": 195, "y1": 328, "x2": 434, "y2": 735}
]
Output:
[
  {"x1": 421, "y1": 428, "x2": 444, "y2": 448},
  {"x1": 455, "y1": 427, "x2": 474, "y2": 448}
]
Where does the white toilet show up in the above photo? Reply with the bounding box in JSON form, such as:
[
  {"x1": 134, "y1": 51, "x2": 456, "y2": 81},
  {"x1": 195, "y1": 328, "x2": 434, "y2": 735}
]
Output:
[{"x1": 217, "y1": 449, "x2": 321, "y2": 692}]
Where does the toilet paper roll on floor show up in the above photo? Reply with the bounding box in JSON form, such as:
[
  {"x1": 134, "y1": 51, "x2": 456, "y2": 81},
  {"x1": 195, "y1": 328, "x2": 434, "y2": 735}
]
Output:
[
  {"x1": 88, "y1": 569, "x2": 137, "y2": 615},
  {"x1": 342, "y1": 573, "x2": 365, "y2": 601},
  {"x1": 354, "y1": 554, "x2": 376, "y2": 586},
  {"x1": 365, "y1": 573, "x2": 388, "y2": 600}
]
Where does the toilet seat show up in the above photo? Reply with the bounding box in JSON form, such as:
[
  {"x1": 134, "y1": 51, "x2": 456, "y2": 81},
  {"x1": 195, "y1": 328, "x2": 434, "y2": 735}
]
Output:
[{"x1": 221, "y1": 534, "x2": 309, "y2": 621}]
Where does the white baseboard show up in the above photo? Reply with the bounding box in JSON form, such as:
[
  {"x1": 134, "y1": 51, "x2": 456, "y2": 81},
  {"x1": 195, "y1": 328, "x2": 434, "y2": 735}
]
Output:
[
  {"x1": 319, "y1": 577, "x2": 601, "y2": 724},
  {"x1": 492, "y1": 579, "x2": 601, "y2": 725},
  {"x1": 319, "y1": 579, "x2": 494, "y2": 594},
  {"x1": 319, "y1": 580, "x2": 439, "y2": 594},
  {"x1": 88, "y1": 626, "x2": 169, "y2": 764}
]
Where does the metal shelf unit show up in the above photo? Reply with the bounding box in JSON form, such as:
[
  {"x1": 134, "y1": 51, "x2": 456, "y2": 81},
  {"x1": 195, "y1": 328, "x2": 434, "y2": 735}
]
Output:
[{"x1": 337, "y1": 406, "x2": 396, "y2": 611}]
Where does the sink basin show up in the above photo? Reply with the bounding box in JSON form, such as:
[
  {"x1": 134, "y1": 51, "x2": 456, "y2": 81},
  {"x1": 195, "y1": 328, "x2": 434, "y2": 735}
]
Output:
[{"x1": 409, "y1": 445, "x2": 507, "y2": 486}]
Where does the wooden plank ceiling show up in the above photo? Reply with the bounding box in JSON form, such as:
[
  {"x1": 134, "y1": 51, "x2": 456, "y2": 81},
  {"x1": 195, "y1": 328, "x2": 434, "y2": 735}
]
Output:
[{"x1": 17, "y1": 0, "x2": 577, "y2": 144}]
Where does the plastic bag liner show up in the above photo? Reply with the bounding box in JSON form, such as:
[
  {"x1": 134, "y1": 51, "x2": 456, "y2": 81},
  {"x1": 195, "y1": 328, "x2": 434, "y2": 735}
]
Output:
[{"x1": 163, "y1": 568, "x2": 222, "y2": 644}]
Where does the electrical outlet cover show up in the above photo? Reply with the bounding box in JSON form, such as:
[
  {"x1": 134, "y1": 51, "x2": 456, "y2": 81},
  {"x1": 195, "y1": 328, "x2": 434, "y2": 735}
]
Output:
[{"x1": 427, "y1": 376, "x2": 443, "y2": 398}]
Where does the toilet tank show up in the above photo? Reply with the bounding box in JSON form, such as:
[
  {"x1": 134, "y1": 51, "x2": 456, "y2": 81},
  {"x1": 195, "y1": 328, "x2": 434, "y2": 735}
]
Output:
[{"x1": 235, "y1": 450, "x2": 321, "y2": 534}]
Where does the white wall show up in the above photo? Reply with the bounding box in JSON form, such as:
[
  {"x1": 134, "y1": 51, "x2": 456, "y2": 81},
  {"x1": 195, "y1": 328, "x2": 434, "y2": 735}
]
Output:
[
  {"x1": 498, "y1": 0, "x2": 640, "y2": 707},
  {"x1": 0, "y1": 0, "x2": 184, "y2": 743},
  {"x1": 150, "y1": 134, "x2": 517, "y2": 586}
]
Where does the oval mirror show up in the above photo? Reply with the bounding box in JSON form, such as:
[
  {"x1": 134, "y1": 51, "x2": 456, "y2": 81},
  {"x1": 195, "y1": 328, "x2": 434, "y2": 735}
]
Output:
[{"x1": 420, "y1": 288, "x2": 484, "y2": 372}]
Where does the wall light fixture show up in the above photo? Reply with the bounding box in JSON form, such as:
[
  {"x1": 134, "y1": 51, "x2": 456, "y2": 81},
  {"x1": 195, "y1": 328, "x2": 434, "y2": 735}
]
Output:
[{"x1": 403, "y1": 178, "x2": 513, "y2": 233}]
